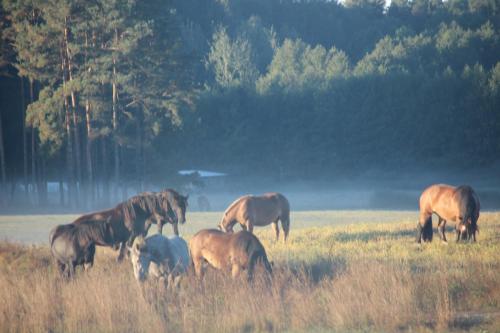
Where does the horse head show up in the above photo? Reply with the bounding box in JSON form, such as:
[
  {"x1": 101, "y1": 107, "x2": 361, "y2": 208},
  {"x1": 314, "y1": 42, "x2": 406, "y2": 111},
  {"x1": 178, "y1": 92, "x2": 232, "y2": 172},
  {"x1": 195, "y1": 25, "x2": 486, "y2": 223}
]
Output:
[
  {"x1": 218, "y1": 214, "x2": 235, "y2": 233},
  {"x1": 160, "y1": 190, "x2": 188, "y2": 225},
  {"x1": 128, "y1": 236, "x2": 152, "y2": 282}
]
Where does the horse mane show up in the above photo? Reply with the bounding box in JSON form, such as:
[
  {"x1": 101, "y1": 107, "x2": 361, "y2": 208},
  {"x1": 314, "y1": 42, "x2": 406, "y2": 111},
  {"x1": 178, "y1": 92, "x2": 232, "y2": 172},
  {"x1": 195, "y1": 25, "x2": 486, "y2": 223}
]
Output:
[
  {"x1": 161, "y1": 188, "x2": 186, "y2": 204},
  {"x1": 456, "y1": 185, "x2": 478, "y2": 223},
  {"x1": 74, "y1": 220, "x2": 112, "y2": 246},
  {"x1": 223, "y1": 195, "x2": 250, "y2": 217},
  {"x1": 116, "y1": 193, "x2": 163, "y2": 223}
]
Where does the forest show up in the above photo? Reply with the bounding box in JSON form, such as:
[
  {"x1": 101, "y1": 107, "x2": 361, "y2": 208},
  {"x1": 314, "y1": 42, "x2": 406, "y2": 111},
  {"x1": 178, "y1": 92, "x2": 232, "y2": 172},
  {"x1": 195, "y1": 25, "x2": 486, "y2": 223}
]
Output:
[{"x1": 0, "y1": 0, "x2": 499, "y2": 209}]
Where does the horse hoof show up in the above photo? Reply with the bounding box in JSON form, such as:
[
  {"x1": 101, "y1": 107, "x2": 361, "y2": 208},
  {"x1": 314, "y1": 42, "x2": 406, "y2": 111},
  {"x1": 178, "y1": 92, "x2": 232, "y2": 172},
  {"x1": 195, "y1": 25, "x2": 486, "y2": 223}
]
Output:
[{"x1": 441, "y1": 240, "x2": 448, "y2": 245}]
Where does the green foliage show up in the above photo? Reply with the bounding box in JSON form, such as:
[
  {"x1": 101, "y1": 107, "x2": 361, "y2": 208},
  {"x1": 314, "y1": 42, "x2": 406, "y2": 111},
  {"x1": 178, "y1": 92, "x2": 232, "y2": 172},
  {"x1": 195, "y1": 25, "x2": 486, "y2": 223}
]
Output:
[
  {"x1": 2, "y1": 0, "x2": 500, "y2": 182},
  {"x1": 206, "y1": 25, "x2": 259, "y2": 89},
  {"x1": 257, "y1": 39, "x2": 350, "y2": 93}
]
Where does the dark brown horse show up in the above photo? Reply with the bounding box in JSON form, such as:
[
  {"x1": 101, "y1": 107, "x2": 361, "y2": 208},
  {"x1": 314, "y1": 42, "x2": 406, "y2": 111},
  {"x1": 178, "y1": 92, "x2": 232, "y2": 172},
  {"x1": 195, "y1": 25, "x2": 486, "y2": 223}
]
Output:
[
  {"x1": 49, "y1": 219, "x2": 115, "y2": 278},
  {"x1": 150, "y1": 189, "x2": 189, "y2": 235},
  {"x1": 417, "y1": 184, "x2": 480, "y2": 243},
  {"x1": 189, "y1": 229, "x2": 272, "y2": 281},
  {"x1": 72, "y1": 189, "x2": 188, "y2": 261}
]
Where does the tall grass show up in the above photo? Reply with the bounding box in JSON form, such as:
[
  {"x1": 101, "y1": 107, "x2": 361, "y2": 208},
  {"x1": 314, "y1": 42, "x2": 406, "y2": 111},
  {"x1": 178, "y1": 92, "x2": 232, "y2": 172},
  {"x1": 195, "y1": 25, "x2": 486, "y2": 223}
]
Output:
[{"x1": 0, "y1": 212, "x2": 499, "y2": 332}]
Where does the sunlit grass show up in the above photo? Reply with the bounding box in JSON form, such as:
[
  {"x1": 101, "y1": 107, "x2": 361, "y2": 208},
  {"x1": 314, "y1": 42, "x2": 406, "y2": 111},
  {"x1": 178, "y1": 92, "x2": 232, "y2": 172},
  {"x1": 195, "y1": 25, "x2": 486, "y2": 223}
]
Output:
[{"x1": 0, "y1": 211, "x2": 499, "y2": 332}]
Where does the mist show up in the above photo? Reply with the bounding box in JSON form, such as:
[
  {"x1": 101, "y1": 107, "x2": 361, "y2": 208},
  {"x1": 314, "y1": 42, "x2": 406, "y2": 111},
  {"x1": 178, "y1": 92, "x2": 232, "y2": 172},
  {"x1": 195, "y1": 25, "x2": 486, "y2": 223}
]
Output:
[{"x1": 0, "y1": 0, "x2": 499, "y2": 214}]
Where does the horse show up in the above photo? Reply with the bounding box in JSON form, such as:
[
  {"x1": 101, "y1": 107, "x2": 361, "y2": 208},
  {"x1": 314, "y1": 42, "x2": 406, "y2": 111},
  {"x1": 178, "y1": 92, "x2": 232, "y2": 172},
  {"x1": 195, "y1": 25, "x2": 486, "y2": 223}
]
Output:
[
  {"x1": 72, "y1": 189, "x2": 188, "y2": 261},
  {"x1": 189, "y1": 229, "x2": 272, "y2": 281},
  {"x1": 417, "y1": 184, "x2": 480, "y2": 243},
  {"x1": 129, "y1": 234, "x2": 190, "y2": 287},
  {"x1": 218, "y1": 192, "x2": 290, "y2": 243},
  {"x1": 49, "y1": 219, "x2": 115, "y2": 278},
  {"x1": 152, "y1": 189, "x2": 189, "y2": 235},
  {"x1": 197, "y1": 195, "x2": 211, "y2": 211}
]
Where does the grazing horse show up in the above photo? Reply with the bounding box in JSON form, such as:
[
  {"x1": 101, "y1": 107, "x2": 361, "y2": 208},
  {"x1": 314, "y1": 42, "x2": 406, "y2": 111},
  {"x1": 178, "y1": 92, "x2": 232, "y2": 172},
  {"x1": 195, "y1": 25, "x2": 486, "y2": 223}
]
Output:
[
  {"x1": 218, "y1": 192, "x2": 290, "y2": 242},
  {"x1": 417, "y1": 184, "x2": 480, "y2": 243},
  {"x1": 189, "y1": 229, "x2": 272, "y2": 281},
  {"x1": 73, "y1": 190, "x2": 188, "y2": 261},
  {"x1": 49, "y1": 220, "x2": 115, "y2": 278},
  {"x1": 129, "y1": 234, "x2": 190, "y2": 286}
]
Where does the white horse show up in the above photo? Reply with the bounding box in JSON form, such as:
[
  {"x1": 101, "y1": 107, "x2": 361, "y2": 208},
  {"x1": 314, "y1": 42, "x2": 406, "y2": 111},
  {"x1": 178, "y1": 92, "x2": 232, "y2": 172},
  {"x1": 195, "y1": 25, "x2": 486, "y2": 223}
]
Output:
[{"x1": 129, "y1": 234, "x2": 190, "y2": 286}]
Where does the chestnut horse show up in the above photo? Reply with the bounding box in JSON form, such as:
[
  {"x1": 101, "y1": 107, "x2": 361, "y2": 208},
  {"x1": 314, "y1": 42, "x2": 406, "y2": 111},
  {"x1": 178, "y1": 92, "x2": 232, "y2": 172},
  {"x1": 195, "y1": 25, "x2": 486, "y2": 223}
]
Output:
[
  {"x1": 417, "y1": 184, "x2": 480, "y2": 243},
  {"x1": 218, "y1": 192, "x2": 290, "y2": 242},
  {"x1": 189, "y1": 229, "x2": 272, "y2": 281}
]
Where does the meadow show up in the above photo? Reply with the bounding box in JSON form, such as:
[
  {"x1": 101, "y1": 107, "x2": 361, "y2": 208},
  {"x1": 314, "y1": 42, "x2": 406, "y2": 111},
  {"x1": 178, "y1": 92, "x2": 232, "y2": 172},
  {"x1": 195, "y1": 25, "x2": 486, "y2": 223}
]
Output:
[{"x1": 0, "y1": 211, "x2": 499, "y2": 332}]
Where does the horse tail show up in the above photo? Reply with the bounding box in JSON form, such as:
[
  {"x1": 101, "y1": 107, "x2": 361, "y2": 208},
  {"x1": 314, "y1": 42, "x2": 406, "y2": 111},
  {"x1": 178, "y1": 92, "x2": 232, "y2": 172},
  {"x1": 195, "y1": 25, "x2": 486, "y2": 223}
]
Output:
[{"x1": 422, "y1": 217, "x2": 433, "y2": 242}]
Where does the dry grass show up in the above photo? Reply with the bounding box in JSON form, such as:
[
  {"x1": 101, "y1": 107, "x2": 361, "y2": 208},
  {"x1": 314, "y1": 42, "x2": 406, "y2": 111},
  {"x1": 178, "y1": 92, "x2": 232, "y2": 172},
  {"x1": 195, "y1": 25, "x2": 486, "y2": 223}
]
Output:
[{"x1": 0, "y1": 211, "x2": 499, "y2": 332}]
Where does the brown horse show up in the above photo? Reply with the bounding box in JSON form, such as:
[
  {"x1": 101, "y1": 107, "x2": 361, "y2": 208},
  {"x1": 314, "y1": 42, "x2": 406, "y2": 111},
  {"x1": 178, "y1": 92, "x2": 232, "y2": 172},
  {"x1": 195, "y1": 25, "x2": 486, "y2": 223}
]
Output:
[
  {"x1": 218, "y1": 192, "x2": 290, "y2": 242},
  {"x1": 417, "y1": 184, "x2": 480, "y2": 243},
  {"x1": 73, "y1": 189, "x2": 188, "y2": 261},
  {"x1": 189, "y1": 229, "x2": 272, "y2": 281},
  {"x1": 49, "y1": 219, "x2": 115, "y2": 278}
]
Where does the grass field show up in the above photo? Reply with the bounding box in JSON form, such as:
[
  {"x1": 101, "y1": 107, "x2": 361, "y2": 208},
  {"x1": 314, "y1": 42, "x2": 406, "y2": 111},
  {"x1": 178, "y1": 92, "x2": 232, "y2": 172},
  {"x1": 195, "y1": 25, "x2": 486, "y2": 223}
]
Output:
[{"x1": 0, "y1": 211, "x2": 499, "y2": 332}]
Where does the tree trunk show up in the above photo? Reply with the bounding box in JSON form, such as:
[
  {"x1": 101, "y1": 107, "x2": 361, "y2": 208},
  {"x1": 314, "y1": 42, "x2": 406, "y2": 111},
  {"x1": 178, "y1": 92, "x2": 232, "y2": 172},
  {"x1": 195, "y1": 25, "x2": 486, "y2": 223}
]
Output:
[
  {"x1": 20, "y1": 77, "x2": 28, "y2": 201},
  {"x1": 84, "y1": 31, "x2": 94, "y2": 209},
  {"x1": 29, "y1": 78, "x2": 37, "y2": 205},
  {"x1": 101, "y1": 137, "x2": 110, "y2": 206},
  {"x1": 136, "y1": 118, "x2": 144, "y2": 193},
  {"x1": 64, "y1": 18, "x2": 82, "y2": 206},
  {"x1": 65, "y1": 97, "x2": 74, "y2": 208},
  {"x1": 61, "y1": 45, "x2": 75, "y2": 208},
  {"x1": 0, "y1": 113, "x2": 6, "y2": 205},
  {"x1": 59, "y1": 176, "x2": 65, "y2": 207},
  {"x1": 85, "y1": 99, "x2": 94, "y2": 207},
  {"x1": 112, "y1": 48, "x2": 120, "y2": 202}
]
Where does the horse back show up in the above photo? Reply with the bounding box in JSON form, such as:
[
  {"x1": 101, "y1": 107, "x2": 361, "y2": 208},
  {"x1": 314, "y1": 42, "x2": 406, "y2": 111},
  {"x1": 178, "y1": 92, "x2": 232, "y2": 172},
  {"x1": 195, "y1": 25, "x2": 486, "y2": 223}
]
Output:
[
  {"x1": 166, "y1": 236, "x2": 190, "y2": 272},
  {"x1": 246, "y1": 193, "x2": 289, "y2": 224},
  {"x1": 73, "y1": 208, "x2": 116, "y2": 224}
]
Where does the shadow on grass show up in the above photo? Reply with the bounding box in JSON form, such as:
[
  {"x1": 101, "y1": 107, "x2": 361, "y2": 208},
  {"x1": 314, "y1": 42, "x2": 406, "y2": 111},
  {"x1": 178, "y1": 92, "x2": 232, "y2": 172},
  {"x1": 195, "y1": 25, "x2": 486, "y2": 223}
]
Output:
[
  {"x1": 333, "y1": 229, "x2": 415, "y2": 242},
  {"x1": 332, "y1": 225, "x2": 464, "y2": 243},
  {"x1": 280, "y1": 257, "x2": 348, "y2": 283}
]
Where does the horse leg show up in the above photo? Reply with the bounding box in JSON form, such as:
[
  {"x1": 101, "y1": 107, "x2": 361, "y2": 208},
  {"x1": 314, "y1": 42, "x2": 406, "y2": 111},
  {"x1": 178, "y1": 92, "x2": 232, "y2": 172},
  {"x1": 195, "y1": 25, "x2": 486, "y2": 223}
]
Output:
[
  {"x1": 246, "y1": 221, "x2": 254, "y2": 233},
  {"x1": 193, "y1": 257, "x2": 204, "y2": 278},
  {"x1": 281, "y1": 215, "x2": 290, "y2": 243},
  {"x1": 438, "y1": 218, "x2": 447, "y2": 243},
  {"x1": 272, "y1": 221, "x2": 280, "y2": 242},
  {"x1": 57, "y1": 261, "x2": 66, "y2": 277},
  {"x1": 416, "y1": 221, "x2": 423, "y2": 244},
  {"x1": 117, "y1": 242, "x2": 127, "y2": 262},
  {"x1": 68, "y1": 262, "x2": 75, "y2": 278},
  {"x1": 144, "y1": 218, "x2": 152, "y2": 235},
  {"x1": 231, "y1": 264, "x2": 242, "y2": 279},
  {"x1": 157, "y1": 220, "x2": 164, "y2": 235},
  {"x1": 173, "y1": 223, "x2": 179, "y2": 236}
]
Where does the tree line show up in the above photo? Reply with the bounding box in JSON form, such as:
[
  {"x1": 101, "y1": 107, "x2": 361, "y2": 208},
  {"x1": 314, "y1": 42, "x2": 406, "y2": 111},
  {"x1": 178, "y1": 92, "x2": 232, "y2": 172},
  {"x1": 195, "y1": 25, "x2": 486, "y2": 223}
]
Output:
[{"x1": 0, "y1": 0, "x2": 499, "y2": 209}]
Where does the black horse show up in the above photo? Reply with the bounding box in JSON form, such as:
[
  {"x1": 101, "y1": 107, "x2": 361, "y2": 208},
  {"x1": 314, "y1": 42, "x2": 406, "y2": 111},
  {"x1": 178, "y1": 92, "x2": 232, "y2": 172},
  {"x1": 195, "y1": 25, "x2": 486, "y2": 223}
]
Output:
[{"x1": 49, "y1": 219, "x2": 115, "y2": 278}]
